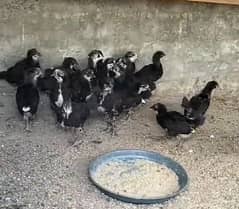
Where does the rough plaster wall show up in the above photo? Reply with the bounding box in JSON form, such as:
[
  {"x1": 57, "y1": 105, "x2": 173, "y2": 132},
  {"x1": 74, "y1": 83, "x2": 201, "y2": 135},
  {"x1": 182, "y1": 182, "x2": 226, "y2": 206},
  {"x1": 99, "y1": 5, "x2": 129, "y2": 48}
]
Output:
[{"x1": 0, "y1": 0, "x2": 238, "y2": 94}]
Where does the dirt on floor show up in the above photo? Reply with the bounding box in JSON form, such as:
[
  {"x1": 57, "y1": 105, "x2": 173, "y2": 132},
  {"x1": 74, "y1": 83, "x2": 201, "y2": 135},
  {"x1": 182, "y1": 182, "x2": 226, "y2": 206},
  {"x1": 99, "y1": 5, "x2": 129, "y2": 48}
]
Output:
[{"x1": 0, "y1": 82, "x2": 239, "y2": 209}]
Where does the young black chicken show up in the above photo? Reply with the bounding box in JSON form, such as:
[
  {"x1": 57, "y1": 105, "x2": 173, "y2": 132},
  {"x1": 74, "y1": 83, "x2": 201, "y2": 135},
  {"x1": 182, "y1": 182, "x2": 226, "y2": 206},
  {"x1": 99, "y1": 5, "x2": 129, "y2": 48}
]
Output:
[
  {"x1": 56, "y1": 99, "x2": 90, "y2": 145},
  {"x1": 37, "y1": 57, "x2": 76, "y2": 93},
  {"x1": 151, "y1": 103, "x2": 194, "y2": 137},
  {"x1": 135, "y1": 51, "x2": 165, "y2": 84},
  {"x1": 16, "y1": 67, "x2": 42, "y2": 131},
  {"x1": 88, "y1": 50, "x2": 105, "y2": 89},
  {"x1": 88, "y1": 50, "x2": 104, "y2": 71},
  {"x1": 181, "y1": 80, "x2": 219, "y2": 128},
  {"x1": 45, "y1": 57, "x2": 79, "y2": 78},
  {"x1": 47, "y1": 69, "x2": 71, "y2": 115},
  {"x1": 56, "y1": 99, "x2": 90, "y2": 142},
  {"x1": 61, "y1": 57, "x2": 80, "y2": 75},
  {"x1": 98, "y1": 57, "x2": 116, "y2": 90},
  {"x1": 112, "y1": 69, "x2": 152, "y2": 103},
  {"x1": 97, "y1": 81, "x2": 142, "y2": 135},
  {"x1": 97, "y1": 82, "x2": 122, "y2": 135},
  {"x1": 116, "y1": 51, "x2": 137, "y2": 75},
  {"x1": 70, "y1": 68, "x2": 96, "y2": 103},
  {"x1": 0, "y1": 49, "x2": 41, "y2": 86}
]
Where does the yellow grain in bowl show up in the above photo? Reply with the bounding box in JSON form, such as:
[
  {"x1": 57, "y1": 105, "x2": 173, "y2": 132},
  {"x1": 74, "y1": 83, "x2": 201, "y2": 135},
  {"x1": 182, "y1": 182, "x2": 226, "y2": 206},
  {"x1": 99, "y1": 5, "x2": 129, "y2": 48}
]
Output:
[{"x1": 93, "y1": 159, "x2": 180, "y2": 199}]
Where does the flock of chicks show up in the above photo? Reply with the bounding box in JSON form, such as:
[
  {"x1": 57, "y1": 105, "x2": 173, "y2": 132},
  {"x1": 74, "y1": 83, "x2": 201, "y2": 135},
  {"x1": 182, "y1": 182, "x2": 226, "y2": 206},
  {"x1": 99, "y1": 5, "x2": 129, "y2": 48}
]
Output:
[{"x1": 0, "y1": 48, "x2": 218, "y2": 140}]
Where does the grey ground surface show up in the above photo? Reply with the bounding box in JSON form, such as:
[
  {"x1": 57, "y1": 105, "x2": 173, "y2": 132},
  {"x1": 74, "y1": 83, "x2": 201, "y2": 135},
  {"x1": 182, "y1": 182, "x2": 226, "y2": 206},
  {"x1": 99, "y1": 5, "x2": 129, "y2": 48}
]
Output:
[{"x1": 0, "y1": 83, "x2": 239, "y2": 209}]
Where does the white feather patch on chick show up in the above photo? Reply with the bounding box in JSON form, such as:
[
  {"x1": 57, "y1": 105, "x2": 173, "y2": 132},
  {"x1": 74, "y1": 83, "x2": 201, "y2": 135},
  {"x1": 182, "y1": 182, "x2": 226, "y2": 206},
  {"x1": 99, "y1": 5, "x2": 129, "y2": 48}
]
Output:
[
  {"x1": 22, "y1": 106, "x2": 31, "y2": 112},
  {"x1": 55, "y1": 89, "x2": 63, "y2": 107},
  {"x1": 65, "y1": 107, "x2": 72, "y2": 119},
  {"x1": 141, "y1": 99, "x2": 146, "y2": 104},
  {"x1": 97, "y1": 106, "x2": 106, "y2": 113},
  {"x1": 86, "y1": 93, "x2": 93, "y2": 101}
]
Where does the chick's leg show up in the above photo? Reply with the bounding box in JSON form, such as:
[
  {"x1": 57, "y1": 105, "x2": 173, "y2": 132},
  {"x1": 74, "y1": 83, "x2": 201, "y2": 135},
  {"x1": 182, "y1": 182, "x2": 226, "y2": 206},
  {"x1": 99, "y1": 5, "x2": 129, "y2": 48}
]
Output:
[
  {"x1": 109, "y1": 114, "x2": 117, "y2": 136},
  {"x1": 69, "y1": 126, "x2": 85, "y2": 147},
  {"x1": 23, "y1": 112, "x2": 32, "y2": 132},
  {"x1": 104, "y1": 113, "x2": 117, "y2": 136}
]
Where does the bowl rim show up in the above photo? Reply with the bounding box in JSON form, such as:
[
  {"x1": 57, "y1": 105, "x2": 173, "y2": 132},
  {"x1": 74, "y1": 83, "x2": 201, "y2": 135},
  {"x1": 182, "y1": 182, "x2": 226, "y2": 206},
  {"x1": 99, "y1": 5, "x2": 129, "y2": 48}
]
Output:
[{"x1": 88, "y1": 149, "x2": 189, "y2": 204}]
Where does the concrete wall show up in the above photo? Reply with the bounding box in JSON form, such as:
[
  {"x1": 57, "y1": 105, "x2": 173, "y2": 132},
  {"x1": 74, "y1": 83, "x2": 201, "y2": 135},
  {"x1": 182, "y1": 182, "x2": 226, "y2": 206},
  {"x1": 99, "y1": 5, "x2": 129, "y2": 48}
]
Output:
[{"x1": 0, "y1": 0, "x2": 238, "y2": 94}]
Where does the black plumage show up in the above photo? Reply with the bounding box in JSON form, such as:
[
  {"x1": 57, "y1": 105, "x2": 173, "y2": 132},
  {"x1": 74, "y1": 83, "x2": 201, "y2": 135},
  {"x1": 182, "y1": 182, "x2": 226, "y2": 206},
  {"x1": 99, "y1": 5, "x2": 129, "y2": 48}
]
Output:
[
  {"x1": 61, "y1": 57, "x2": 80, "y2": 75},
  {"x1": 113, "y1": 72, "x2": 152, "y2": 103},
  {"x1": 47, "y1": 69, "x2": 71, "y2": 112},
  {"x1": 96, "y1": 56, "x2": 148, "y2": 117},
  {"x1": 97, "y1": 81, "x2": 143, "y2": 134},
  {"x1": 39, "y1": 68, "x2": 67, "y2": 91},
  {"x1": 16, "y1": 67, "x2": 42, "y2": 131},
  {"x1": 87, "y1": 50, "x2": 106, "y2": 90},
  {"x1": 98, "y1": 78, "x2": 144, "y2": 116},
  {"x1": 136, "y1": 83, "x2": 152, "y2": 100},
  {"x1": 57, "y1": 100, "x2": 90, "y2": 130},
  {"x1": 70, "y1": 68, "x2": 96, "y2": 103},
  {"x1": 135, "y1": 51, "x2": 165, "y2": 84},
  {"x1": 151, "y1": 103, "x2": 193, "y2": 137},
  {"x1": 88, "y1": 50, "x2": 104, "y2": 70},
  {"x1": 0, "y1": 49, "x2": 41, "y2": 86},
  {"x1": 116, "y1": 51, "x2": 137, "y2": 76},
  {"x1": 38, "y1": 57, "x2": 78, "y2": 91},
  {"x1": 37, "y1": 57, "x2": 74, "y2": 93},
  {"x1": 97, "y1": 83, "x2": 123, "y2": 135},
  {"x1": 96, "y1": 57, "x2": 114, "y2": 90},
  {"x1": 181, "y1": 81, "x2": 218, "y2": 128},
  {"x1": 37, "y1": 67, "x2": 58, "y2": 93},
  {"x1": 120, "y1": 93, "x2": 142, "y2": 110}
]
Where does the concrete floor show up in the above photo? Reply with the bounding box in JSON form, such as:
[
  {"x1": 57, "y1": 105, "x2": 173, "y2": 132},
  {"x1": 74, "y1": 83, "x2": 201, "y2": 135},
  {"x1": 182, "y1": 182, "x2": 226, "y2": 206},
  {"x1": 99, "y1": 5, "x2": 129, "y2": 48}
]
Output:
[{"x1": 0, "y1": 84, "x2": 239, "y2": 209}]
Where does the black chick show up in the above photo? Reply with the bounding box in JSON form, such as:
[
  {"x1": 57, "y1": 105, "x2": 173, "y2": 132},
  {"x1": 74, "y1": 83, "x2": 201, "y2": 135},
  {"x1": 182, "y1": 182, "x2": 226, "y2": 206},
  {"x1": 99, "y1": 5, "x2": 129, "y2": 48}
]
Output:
[
  {"x1": 116, "y1": 51, "x2": 137, "y2": 75},
  {"x1": 151, "y1": 103, "x2": 194, "y2": 137},
  {"x1": 88, "y1": 49, "x2": 104, "y2": 74},
  {"x1": 88, "y1": 50, "x2": 106, "y2": 88},
  {"x1": 45, "y1": 57, "x2": 79, "y2": 77},
  {"x1": 92, "y1": 57, "x2": 118, "y2": 91},
  {"x1": 135, "y1": 83, "x2": 153, "y2": 101},
  {"x1": 16, "y1": 67, "x2": 42, "y2": 131},
  {"x1": 57, "y1": 99, "x2": 90, "y2": 132},
  {"x1": 0, "y1": 49, "x2": 41, "y2": 86},
  {"x1": 56, "y1": 99, "x2": 90, "y2": 145},
  {"x1": 41, "y1": 57, "x2": 79, "y2": 82},
  {"x1": 37, "y1": 57, "x2": 76, "y2": 93},
  {"x1": 37, "y1": 68, "x2": 56, "y2": 93},
  {"x1": 97, "y1": 81, "x2": 142, "y2": 135},
  {"x1": 70, "y1": 68, "x2": 96, "y2": 103},
  {"x1": 62, "y1": 57, "x2": 80, "y2": 75},
  {"x1": 102, "y1": 59, "x2": 148, "y2": 109},
  {"x1": 112, "y1": 69, "x2": 152, "y2": 103},
  {"x1": 47, "y1": 69, "x2": 71, "y2": 115},
  {"x1": 135, "y1": 51, "x2": 165, "y2": 84},
  {"x1": 38, "y1": 67, "x2": 68, "y2": 93},
  {"x1": 181, "y1": 80, "x2": 219, "y2": 128},
  {"x1": 97, "y1": 81, "x2": 122, "y2": 134}
]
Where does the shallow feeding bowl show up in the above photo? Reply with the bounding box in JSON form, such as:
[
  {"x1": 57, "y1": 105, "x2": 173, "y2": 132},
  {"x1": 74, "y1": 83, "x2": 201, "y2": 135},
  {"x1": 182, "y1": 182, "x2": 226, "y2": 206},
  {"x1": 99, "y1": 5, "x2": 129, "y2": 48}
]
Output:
[{"x1": 89, "y1": 150, "x2": 188, "y2": 204}]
